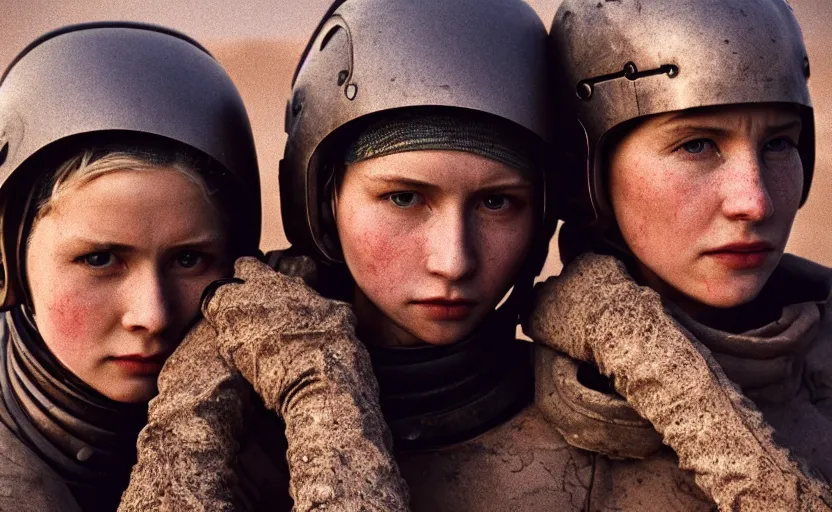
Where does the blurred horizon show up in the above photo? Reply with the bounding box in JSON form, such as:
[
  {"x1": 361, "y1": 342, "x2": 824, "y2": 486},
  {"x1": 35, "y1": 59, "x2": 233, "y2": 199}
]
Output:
[{"x1": 2, "y1": 0, "x2": 831, "y2": 271}]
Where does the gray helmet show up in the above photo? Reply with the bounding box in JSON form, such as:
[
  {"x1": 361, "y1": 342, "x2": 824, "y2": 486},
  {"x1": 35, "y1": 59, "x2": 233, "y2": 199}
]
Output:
[
  {"x1": 0, "y1": 22, "x2": 260, "y2": 308},
  {"x1": 550, "y1": 0, "x2": 814, "y2": 225},
  {"x1": 281, "y1": 0, "x2": 553, "y2": 262}
]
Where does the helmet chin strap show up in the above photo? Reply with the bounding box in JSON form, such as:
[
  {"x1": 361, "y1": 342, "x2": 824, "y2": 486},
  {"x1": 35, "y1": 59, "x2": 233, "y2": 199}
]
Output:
[{"x1": 11, "y1": 183, "x2": 41, "y2": 312}]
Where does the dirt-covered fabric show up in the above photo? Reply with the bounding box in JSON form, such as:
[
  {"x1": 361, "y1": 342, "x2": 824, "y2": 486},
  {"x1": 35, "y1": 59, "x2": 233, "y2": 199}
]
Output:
[
  {"x1": 120, "y1": 257, "x2": 408, "y2": 511},
  {"x1": 0, "y1": 419, "x2": 82, "y2": 512},
  {"x1": 396, "y1": 400, "x2": 715, "y2": 512},
  {"x1": 525, "y1": 252, "x2": 832, "y2": 511},
  {"x1": 118, "y1": 320, "x2": 251, "y2": 511}
]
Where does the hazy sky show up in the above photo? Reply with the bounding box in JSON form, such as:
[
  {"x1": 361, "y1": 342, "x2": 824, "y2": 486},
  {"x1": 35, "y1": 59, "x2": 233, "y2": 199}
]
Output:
[
  {"x1": 2, "y1": 0, "x2": 828, "y2": 69},
  {"x1": 0, "y1": 0, "x2": 558, "y2": 64}
]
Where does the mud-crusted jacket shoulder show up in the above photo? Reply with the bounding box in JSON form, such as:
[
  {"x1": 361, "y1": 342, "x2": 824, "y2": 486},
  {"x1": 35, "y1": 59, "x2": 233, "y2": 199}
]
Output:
[
  {"x1": 526, "y1": 252, "x2": 832, "y2": 511},
  {"x1": 781, "y1": 254, "x2": 832, "y2": 410},
  {"x1": 0, "y1": 317, "x2": 81, "y2": 512},
  {"x1": 0, "y1": 423, "x2": 80, "y2": 512}
]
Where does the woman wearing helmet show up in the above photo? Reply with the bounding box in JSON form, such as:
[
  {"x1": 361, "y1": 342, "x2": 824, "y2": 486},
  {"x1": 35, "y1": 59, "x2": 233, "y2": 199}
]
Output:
[
  {"x1": 526, "y1": 0, "x2": 832, "y2": 510},
  {"x1": 120, "y1": 0, "x2": 638, "y2": 510},
  {"x1": 0, "y1": 22, "x2": 260, "y2": 512},
  {"x1": 139, "y1": 0, "x2": 814, "y2": 510},
  {"x1": 0, "y1": 23, "x2": 402, "y2": 512}
]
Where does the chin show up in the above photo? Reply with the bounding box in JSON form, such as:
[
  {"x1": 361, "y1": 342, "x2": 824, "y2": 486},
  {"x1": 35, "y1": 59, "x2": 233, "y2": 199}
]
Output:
[
  {"x1": 98, "y1": 382, "x2": 158, "y2": 404},
  {"x1": 408, "y1": 321, "x2": 476, "y2": 346},
  {"x1": 686, "y1": 276, "x2": 768, "y2": 309}
]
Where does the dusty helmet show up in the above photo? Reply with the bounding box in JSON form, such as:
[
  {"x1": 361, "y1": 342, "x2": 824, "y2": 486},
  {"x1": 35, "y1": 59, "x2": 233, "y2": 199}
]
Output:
[
  {"x1": 549, "y1": 0, "x2": 814, "y2": 225},
  {"x1": 0, "y1": 22, "x2": 261, "y2": 308},
  {"x1": 281, "y1": 0, "x2": 553, "y2": 263}
]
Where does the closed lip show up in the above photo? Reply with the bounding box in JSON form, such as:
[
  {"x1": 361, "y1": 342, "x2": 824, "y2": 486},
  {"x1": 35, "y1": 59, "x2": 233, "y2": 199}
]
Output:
[
  {"x1": 110, "y1": 352, "x2": 171, "y2": 374},
  {"x1": 411, "y1": 298, "x2": 477, "y2": 306},
  {"x1": 703, "y1": 240, "x2": 775, "y2": 270},
  {"x1": 112, "y1": 352, "x2": 169, "y2": 363},
  {"x1": 704, "y1": 241, "x2": 775, "y2": 254},
  {"x1": 410, "y1": 298, "x2": 477, "y2": 321}
]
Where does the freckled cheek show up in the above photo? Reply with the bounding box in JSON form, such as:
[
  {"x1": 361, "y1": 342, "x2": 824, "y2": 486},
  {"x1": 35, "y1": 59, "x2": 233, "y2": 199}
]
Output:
[
  {"x1": 339, "y1": 207, "x2": 419, "y2": 299},
  {"x1": 478, "y1": 219, "x2": 533, "y2": 286},
  {"x1": 37, "y1": 286, "x2": 113, "y2": 366},
  {"x1": 173, "y1": 277, "x2": 219, "y2": 325},
  {"x1": 766, "y1": 160, "x2": 804, "y2": 215},
  {"x1": 614, "y1": 171, "x2": 701, "y2": 269}
]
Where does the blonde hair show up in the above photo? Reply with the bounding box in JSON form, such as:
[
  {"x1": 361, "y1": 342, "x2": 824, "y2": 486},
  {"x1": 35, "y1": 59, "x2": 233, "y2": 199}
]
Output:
[{"x1": 33, "y1": 149, "x2": 215, "y2": 223}]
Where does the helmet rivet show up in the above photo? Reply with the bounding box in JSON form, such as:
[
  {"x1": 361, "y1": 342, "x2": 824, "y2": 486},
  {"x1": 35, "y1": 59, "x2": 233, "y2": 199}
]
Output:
[
  {"x1": 337, "y1": 70, "x2": 349, "y2": 86},
  {"x1": 576, "y1": 82, "x2": 593, "y2": 100},
  {"x1": 624, "y1": 62, "x2": 638, "y2": 80},
  {"x1": 345, "y1": 83, "x2": 358, "y2": 100},
  {"x1": 291, "y1": 91, "x2": 303, "y2": 116},
  {"x1": 76, "y1": 446, "x2": 94, "y2": 462},
  {"x1": 667, "y1": 65, "x2": 679, "y2": 78}
]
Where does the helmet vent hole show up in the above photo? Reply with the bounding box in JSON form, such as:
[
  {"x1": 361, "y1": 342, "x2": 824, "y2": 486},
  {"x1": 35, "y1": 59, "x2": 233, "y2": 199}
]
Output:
[
  {"x1": 345, "y1": 83, "x2": 357, "y2": 100},
  {"x1": 337, "y1": 70, "x2": 348, "y2": 86},
  {"x1": 320, "y1": 25, "x2": 344, "y2": 52}
]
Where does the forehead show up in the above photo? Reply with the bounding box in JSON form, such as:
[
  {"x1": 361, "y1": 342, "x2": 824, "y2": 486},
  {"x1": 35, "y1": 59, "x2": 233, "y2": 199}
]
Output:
[
  {"x1": 345, "y1": 150, "x2": 532, "y2": 188},
  {"x1": 42, "y1": 169, "x2": 224, "y2": 245},
  {"x1": 653, "y1": 103, "x2": 803, "y2": 130}
]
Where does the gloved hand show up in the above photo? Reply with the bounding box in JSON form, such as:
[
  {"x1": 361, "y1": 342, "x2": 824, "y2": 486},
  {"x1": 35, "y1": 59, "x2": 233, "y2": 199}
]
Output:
[
  {"x1": 201, "y1": 257, "x2": 408, "y2": 511},
  {"x1": 119, "y1": 320, "x2": 250, "y2": 511},
  {"x1": 524, "y1": 252, "x2": 831, "y2": 512}
]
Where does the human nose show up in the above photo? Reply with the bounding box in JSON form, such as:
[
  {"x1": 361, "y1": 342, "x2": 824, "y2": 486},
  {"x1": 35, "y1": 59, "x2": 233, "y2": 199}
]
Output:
[
  {"x1": 424, "y1": 207, "x2": 477, "y2": 281},
  {"x1": 120, "y1": 266, "x2": 172, "y2": 335},
  {"x1": 720, "y1": 148, "x2": 774, "y2": 223}
]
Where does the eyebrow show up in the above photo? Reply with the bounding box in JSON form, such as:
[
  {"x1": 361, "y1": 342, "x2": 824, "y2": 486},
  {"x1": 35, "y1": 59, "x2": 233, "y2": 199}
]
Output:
[
  {"x1": 763, "y1": 120, "x2": 803, "y2": 137},
  {"x1": 367, "y1": 176, "x2": 442, "y2": 192},
  {"x1": 661, "y1": 115, "x2": 802, "y2": 139},
  {"x1": 65, "y1": 235, "x2": 226, "y2": 252},
  {"x1": 366, "y1": 174, "x2": 532, "y2": 191}
]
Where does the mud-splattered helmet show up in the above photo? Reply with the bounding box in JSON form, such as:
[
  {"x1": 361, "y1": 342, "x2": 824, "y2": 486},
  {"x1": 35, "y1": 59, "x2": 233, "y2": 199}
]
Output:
[
  {"x1": 280, "y1": 0, "x2": 554, "y2": 265},
  {"x1": 549, "y1": 0, "x2": 813, "y2": 226},
  {"x1": 0, "y1": 22, "x2": 260, "y2": 307}
]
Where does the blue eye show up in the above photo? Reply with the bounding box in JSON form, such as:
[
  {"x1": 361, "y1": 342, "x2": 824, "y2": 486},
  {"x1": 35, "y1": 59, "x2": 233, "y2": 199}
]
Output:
[
  {"x1": 482, "y1": 195, "x2": 508, "y2": 210},
  {"x1": 176, "y1": 251, "x2": 203, "y2": 269},
  {"x1": 764, "y1": 137, "x2": 792, "y2": 152},
  {"x1": 681, "y1": 139, "x2": 710, "y2": 154},
  {"x1": 83, "y1": 252, "x2": 115, "y2": 268},
  {"x1": 389, "y1": 192, "x2": 419, "y2": 208}
]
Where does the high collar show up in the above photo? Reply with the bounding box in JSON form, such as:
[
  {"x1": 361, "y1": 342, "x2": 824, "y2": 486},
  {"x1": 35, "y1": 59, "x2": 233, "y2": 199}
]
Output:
[
  {"x1": 366, "y1": 308, "x2": 533, "y2": 451},
  {"x1": 670, "y1": 300, "x2": 822, "y2": 404},
  {"x1": 536, "y1": 253, "x2": 831, "y2": 460},
  {"x1": 668, "y1": 254, "x2": 831, "y2": 404},
  {"x1": 0, "y1": 307, "x2": 147, "y2": 511}
]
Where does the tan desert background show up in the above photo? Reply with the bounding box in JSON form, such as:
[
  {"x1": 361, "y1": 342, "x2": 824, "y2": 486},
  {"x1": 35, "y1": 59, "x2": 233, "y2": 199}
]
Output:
[{"x1": 2, "y1": 0, "x2": 831, "y2": 276}]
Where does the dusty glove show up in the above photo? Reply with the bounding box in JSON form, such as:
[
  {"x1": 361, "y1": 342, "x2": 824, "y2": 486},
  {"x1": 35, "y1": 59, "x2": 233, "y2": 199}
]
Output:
[
  {"x1": 119, "y1": 320, "x2": 250, "y2": 511},
  {"x1": 524, "y1": 252, "x2": 832, "y2": 512},
  {"x1": 203, "y1": 257, "x2": 408, "y2": 511}
]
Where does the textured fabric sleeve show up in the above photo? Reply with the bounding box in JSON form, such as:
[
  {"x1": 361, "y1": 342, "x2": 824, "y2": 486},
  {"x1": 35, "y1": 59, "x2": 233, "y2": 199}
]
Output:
[
  {"x1": 524, "y1": 252, "x2": 832, "y2": 512},
  {"x1": 202, "y1": 257, "x2": 409, "y2": 512},
  {"x1": 0, "y1": 423, "x2": 82, "y2": 512},
  {"x1": 118, "y1": 320, "x2": 251, "y2": 512}
]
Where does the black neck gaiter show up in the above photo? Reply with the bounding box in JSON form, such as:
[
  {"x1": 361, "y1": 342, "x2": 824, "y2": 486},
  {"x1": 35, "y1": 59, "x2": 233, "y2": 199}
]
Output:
[
  {"x1": 365, "y1": 307, "x2": 533, "y2": 451},
  {"x1": 0, "y1": 307, "x2": 147, "y2": 511}
]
